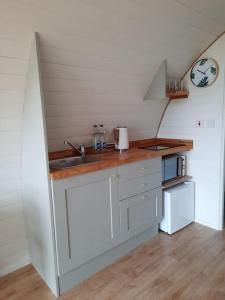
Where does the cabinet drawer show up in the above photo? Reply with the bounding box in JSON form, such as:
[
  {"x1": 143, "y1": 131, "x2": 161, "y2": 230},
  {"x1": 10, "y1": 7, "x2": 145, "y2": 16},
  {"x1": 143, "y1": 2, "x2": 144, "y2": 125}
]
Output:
[
  {"x1": 118, "y1": 158, "x2": 161, "y2": 182},
  {"x1": 120, "y1": 188, "x2": 162, "y2": 240},
  {"x1": 118, "y1": 172, "x2": 161, "y2": 200}
]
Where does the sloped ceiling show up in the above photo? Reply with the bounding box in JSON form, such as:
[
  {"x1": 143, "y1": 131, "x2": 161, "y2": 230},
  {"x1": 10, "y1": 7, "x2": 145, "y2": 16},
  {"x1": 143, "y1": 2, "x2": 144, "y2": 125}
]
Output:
[
  {"x1": 1, "y1": 0, "x2": 225, "y2": 149},
  {"x1": 1, "y1": 0, "x2": 225, "y2": 77}
]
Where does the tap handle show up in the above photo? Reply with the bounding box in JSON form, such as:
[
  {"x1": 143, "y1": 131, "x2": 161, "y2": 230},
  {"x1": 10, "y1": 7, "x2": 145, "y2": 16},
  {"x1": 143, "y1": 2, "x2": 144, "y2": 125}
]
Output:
[{"x1": 79, "y1": 144, "x2": 85, "y2": 154}]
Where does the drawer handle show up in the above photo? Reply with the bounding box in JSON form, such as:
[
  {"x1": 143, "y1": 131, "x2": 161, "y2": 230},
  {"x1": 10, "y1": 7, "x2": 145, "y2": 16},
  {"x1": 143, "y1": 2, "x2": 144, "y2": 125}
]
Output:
[
  {"x1": 141, "y1": 195, "x2": 149, "y2": 199},
  {"x1": 111, "y1": 174, "x2": 119, "y2": 179},
  {"x1": 141, "y1": 183, "x2": 148, "y2": 187},
  {"x1": 141, "y1": 167, "x2": 147, "y2": 170}
]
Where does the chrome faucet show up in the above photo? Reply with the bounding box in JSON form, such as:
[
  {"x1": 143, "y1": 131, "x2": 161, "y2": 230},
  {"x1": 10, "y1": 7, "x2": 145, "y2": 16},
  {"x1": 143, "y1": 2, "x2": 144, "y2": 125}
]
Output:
[{"x1": 64, "y1": 141, "x2": 85, "y2": 158}]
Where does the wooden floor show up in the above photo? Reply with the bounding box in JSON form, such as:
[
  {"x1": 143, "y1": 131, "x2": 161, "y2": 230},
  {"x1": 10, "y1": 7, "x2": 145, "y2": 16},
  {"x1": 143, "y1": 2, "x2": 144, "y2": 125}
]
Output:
[{"x1": 2, "y1": 223, "x2": 225, "y2": 300}]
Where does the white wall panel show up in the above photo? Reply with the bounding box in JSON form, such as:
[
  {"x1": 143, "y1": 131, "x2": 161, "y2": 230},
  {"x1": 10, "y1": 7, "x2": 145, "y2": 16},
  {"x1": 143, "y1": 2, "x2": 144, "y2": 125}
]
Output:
[
  {"x1": 178, "y1": 0, "x2": 225, "y2": 24},
  {"x1": 0, "y1": 19, "x2": 33, "y2": 42},
  {"x1": 0, "y1": 168, "x2": 21, "y2": 181},
  {"x1": 0, "y1": 57, "x2": 28, "y2": 75},
  {"x1": 43, "y1": 78, "x2": 145, "y2": 95},
  {"x1": 0, "y1": 39, "x2": 31, "y2": 59},
  {"x1": 0, "y1": 90, "x2": 25, "y2": 104},
  {"x1": 0, "y1": 237, "x2": 28, "y2": 275},
  {"x1": 0, "y1": 74, "x2": 26, "y2": 90},
  {"x1": 1, "y1": 0, "x2": 214, "y2": 49},
  {"x1": 0, "y1": 192, "x2": 22, "y2": 207},
  {"x1": 36, "y1": 0, "x2": 225, "y2": 36},
  {"x1": 40, "y1": 47, "x2": 160, "y2": 76},
  {"x1": 0, "y1": 214, "x2": 28, "y2": 276},
  {"x1": 16, "y1": 0, "x2": 217, "y2": 47},
  {"x1": 0, "y1": 105, "x2": 23, "y2": 118},
  {"x1": 0, "y1": 202, "x2": 23, "y2": 220},
  {"x1": 0, "y1": 9, "x2": 31, "y2": 277},
  {"x1": 0, "y1": 215, "x2": 25, "y2": 236},
  {"x1": 0, "y1": 119, "x2": 22, "y2": 131},
  {"x1": 0, "y1": 226, "x2": 25, "y2": 246},
  {"x1": 0, "y1": 179, "x2": 21, "y2": 195},
  {"x1": 42, "y1": 63, "x2": 149, "y2": 86},
  {"x1": 0, "y1": 155, "x2": 21, "y2": 169}
]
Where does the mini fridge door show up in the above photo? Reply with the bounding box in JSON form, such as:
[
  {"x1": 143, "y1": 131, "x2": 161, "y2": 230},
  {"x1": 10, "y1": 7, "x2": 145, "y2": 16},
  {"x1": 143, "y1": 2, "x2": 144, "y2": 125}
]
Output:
[{"x1": 160, "y1": 182, "x2": 195, "y2": 234}]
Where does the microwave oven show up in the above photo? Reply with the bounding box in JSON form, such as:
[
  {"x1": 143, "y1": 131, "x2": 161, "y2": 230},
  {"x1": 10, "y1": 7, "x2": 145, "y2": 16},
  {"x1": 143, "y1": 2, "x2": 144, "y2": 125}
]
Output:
[{"x1": 162, "y1": 154, "x2": 186, "y2": 181}]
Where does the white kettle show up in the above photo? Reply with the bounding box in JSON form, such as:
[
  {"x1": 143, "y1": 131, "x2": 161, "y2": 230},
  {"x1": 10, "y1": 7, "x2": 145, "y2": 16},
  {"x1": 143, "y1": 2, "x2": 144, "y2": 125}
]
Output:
[{"x1": 113, "y1": 127, "x2": 129, "y2": 153}]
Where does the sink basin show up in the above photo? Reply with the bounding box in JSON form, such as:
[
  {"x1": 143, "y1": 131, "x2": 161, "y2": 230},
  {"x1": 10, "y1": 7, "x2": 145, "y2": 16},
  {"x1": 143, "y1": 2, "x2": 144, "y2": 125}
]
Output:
[
  {"x1": 139, "y1": 144, "x2": 185, "y2": 151},
  {"x1": 49, "y1": 155, "x2": 101, "y2": 170}
]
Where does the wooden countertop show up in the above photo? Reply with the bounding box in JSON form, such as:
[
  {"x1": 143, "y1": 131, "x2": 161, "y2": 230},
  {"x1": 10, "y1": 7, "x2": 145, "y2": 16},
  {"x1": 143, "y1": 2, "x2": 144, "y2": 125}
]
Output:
[{"x1": 49, "y1": 138, "x2": 193, "y2": 180}]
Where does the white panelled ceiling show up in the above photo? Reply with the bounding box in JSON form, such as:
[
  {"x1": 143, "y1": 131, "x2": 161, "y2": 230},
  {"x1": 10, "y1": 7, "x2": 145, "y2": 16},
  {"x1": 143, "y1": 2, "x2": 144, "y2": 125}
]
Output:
[
  {"x1": 1, "y1": 0, "x2": 225, "y2": 78},
  {"x1": 0, "y1": 0, "x2": 225, "y2": 78}
]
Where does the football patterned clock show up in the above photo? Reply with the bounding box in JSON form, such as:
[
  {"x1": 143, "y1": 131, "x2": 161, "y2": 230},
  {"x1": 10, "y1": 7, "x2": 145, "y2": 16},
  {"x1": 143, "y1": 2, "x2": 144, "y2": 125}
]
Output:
[{"x1": 190, "y1": 58, "x2": 219, "y2": 87}]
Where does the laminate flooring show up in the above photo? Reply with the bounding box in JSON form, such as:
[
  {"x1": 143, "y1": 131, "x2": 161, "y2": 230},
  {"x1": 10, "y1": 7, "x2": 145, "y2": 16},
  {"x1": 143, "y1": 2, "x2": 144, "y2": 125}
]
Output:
[{"x1": 1, "y1": 223, "x2": 225, "y2": 300}]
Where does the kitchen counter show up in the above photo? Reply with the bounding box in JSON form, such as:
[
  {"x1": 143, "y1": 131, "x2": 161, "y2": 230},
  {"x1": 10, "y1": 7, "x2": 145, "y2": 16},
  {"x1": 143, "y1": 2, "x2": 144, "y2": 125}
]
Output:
[{"x1": 49, "y1": 138, "x2": 193, "y2": 180}]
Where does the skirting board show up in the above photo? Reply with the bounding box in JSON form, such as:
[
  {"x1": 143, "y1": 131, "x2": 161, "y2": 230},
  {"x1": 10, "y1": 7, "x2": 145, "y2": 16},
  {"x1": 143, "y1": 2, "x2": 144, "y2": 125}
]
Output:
[
  {"x1": 194, "y1": 219, "x2": 220, "y2": 231},
  {"x1": 0, "y1": 258, "x2": 30, "y2": 277},
  {"x1": 58, "y1": 225, "x2": 158, "y2": 295}
]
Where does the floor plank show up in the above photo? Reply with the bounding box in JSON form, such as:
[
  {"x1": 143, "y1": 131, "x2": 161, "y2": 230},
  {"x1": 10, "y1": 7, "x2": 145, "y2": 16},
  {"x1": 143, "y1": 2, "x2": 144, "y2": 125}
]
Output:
[{"x1": 1, "y1": 223, "x2": 225, "y2": 300}]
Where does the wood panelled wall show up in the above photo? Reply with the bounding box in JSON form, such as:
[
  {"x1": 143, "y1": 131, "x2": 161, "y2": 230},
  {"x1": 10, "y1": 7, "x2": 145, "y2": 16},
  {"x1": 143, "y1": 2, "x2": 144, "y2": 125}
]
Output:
[
  {"x1": 42, "y1": 55, "x2": 168, "y2": 150},
  {"x1": 1, "y1": 0, "x2": 225, "y2": 275},
  {"x1": 0, "y1": 21, "x2": 32, "y2": 275}
]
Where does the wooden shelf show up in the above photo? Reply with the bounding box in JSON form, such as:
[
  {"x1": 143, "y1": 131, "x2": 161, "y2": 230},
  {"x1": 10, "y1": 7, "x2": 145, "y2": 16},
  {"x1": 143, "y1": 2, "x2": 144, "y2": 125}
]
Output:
[
  {"x1": 144, "y1": 60, "x2": 189, "y2": 101},
  {"x1": 162, "y1": 175, "x2": 192, "y2": 189},
  {"x1": 166, "y1": 90, "x2": 189, "y2": 100}
]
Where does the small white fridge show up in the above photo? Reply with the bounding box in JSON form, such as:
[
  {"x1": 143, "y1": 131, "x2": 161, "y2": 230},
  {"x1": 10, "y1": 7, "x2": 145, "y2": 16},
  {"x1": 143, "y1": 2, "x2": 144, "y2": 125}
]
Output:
[{"x1": 160, "y1": 182, "x2": 195, "y2": 234}]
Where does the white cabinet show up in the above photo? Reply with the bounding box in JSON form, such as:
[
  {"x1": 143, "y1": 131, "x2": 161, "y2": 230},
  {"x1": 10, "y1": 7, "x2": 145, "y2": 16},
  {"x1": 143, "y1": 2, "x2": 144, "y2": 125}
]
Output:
[{"x1": 51, "y1": 169, "x2": 120, "y2": 275}]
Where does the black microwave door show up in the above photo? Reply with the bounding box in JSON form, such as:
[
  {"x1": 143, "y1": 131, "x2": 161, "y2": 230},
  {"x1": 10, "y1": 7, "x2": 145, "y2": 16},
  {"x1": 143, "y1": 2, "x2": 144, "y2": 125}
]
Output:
[{"x1": 163, "y1": 157, "x2": 178, "y2": 181}]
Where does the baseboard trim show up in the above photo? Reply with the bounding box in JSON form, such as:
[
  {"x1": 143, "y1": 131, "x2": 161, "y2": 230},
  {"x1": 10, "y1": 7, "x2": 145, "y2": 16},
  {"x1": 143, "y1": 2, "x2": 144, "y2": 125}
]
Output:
[
  {"x1": 0, "y1": 259, "x2": 30, "y2": 277},
  {"x1": 194, "y1": 219, "x2": 219, "y2": 230}
]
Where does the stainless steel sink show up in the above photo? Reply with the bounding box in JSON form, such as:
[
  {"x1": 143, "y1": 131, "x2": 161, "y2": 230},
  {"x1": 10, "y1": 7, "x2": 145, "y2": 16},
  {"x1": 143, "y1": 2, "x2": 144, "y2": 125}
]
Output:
[{"x1": 49, "y1": 155, "x2": 101, "y2": 170}]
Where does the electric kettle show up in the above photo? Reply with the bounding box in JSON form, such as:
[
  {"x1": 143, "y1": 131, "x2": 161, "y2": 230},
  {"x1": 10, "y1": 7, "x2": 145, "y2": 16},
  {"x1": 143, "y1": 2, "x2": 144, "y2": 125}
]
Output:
[{"x1": 113, "y1": 127, "x2": 129, "y2": 153}]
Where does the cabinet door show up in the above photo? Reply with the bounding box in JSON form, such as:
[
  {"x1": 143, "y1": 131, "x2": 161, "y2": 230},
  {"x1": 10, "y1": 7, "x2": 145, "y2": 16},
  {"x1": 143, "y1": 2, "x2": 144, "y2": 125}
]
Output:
[
  {"x1": 120, "y1": 188, "x2": 162, "y2": 240},
  {"x1": 51, "y1": 171, "x2": 120, "y2": 275}
]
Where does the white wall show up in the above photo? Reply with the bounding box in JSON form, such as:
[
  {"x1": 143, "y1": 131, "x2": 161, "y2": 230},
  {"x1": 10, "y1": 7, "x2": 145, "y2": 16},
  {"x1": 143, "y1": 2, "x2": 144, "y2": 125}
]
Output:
[
  {"x1": 42, "y1": 58, "x2": 168, "y2": 151},
  {"x1": 159, "y1": 35, "x2": 225, "y2": 230},
  {"x1": 0, "y1": 24, "x2": 32, "y2": 275}
]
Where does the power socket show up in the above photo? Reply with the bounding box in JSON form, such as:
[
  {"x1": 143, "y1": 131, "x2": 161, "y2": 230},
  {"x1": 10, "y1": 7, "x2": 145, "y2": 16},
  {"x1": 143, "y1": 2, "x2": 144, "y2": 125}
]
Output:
[{"x1": 195, "y1": 120, "x2": 204, "y2": 128}]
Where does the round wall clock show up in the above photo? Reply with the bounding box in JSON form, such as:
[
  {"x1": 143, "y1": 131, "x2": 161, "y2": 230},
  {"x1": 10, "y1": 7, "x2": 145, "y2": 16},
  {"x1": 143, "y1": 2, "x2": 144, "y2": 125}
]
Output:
[{"x1": 190, "y1": 58, "x2": 219, "y2": 87}]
